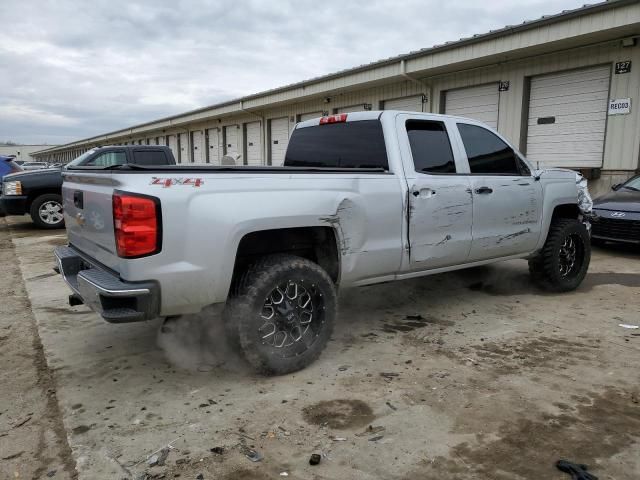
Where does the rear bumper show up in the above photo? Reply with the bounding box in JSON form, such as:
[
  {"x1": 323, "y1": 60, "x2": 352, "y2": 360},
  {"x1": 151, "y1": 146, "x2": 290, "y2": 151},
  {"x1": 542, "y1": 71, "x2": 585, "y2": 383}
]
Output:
[
  {"x1": 1, "y1": 195, "x2": 29, "y2": 215},
  {"x1": 54, "y1": 245, "x2": 160, "y2": 323}
]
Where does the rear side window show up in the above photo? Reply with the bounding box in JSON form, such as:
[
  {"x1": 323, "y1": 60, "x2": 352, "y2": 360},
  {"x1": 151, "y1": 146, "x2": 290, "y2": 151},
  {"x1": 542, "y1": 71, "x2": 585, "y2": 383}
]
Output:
[
  {"x1": 132, "y1": 150, "x2": 169, "y2": 166},
  {"x1": 284, "y1": 120, "x2": 388, "y2": 170},
  {"x1": 85, "y1": 151, "x2": 126, "y2": 167},
  {"x1": 457, "y1": 123, "x2": 521, "y2": 175},
  {"x1": 406, "y1": 120, "x2": 456, "y2": 174}
]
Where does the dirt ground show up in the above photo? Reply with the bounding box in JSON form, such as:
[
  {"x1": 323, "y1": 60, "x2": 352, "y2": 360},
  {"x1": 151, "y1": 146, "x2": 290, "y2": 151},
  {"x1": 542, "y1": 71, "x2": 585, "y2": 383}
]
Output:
[{"x1": 1, "y1": 214, "x2": 639, "y2": 480}]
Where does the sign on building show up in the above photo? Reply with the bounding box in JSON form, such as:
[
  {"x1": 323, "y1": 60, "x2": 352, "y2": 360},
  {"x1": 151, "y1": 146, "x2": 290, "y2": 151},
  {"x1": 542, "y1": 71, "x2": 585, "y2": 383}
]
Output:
[{"x1": 608, "y1": 98, "x2": 631, "y2": 115}]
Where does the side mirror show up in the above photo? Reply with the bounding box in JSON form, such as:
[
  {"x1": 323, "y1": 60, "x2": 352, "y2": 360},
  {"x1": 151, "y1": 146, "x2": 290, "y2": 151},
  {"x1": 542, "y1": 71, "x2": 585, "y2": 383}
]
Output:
[{"x1": 611, "y1": 183, "x2": 621, "y2": 191}]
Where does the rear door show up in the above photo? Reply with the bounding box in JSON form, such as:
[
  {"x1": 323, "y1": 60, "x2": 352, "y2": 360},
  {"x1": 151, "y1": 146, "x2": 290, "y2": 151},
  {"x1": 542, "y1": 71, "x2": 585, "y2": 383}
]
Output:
[
  {"x1": 444, "y1": 84, "x2": 500, "y2": 128},
  {"x1": 454, "y1": 122, "x2": 543, "y2": 260},
  {"x1": 397, "y1": 115, "x2": 473, "y2": 270},
  {"x1": 191, "y1": 130, "x2": 205, "y2": 163},
  {"x1": 245, "y1": 121, "x2": 262, "y2": 165},
  {"x1": 269, "y1": 117, "x2": 289, "y2": 166}
]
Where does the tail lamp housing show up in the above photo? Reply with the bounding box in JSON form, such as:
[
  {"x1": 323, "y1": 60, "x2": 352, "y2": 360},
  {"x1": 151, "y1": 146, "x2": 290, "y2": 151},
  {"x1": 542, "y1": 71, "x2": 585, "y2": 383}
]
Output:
[
  {"x1": 319, "y1": 113, "x2": 348, "y2": 124},
  {"x1": 113, "y1": 191, "x2": 162, "y2": 258}
]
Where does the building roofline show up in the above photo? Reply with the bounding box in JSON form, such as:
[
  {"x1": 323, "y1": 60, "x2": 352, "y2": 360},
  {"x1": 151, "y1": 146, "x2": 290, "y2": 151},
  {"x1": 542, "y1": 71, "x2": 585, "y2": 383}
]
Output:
[{"x1": 33, "y1": 0, "x2": 635, "y2": 155}]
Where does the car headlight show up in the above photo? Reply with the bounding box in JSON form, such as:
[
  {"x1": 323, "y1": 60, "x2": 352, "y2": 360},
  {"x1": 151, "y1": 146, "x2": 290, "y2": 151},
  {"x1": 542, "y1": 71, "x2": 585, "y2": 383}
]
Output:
[{"x1": 2, "y1": 181, "x2": 22, "y2": 196}]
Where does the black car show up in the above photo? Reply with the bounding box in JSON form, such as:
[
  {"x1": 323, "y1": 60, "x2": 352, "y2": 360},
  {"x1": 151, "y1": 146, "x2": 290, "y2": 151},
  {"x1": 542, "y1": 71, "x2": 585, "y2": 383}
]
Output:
[
  {"x1": 591, "y1": 175, "x2": 640, "y2": 245},
  {"x1": 0, "y1": 155, "x2": 24, "y2": 216},
  {"x1": 1, "y1": 145, "x2": 176, "y2": 229}
]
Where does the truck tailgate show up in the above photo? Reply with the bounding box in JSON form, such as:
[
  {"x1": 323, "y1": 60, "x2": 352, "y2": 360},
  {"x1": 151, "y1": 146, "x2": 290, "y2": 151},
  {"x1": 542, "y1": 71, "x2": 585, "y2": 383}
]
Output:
[{"x1": 61, "y1": 171, "x2": 121, "y2": 272}]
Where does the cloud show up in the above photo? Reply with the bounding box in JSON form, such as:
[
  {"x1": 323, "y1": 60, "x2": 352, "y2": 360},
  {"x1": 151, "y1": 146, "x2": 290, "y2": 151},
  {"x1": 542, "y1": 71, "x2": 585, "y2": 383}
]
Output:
[{"x1": 1, "y1": 0, "x2": 587, "y2": 144}]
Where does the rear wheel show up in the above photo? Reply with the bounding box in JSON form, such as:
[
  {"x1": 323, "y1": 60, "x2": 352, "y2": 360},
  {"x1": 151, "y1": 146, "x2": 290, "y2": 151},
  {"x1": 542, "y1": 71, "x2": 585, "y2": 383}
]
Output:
[
  {"x1": 528, "y1": 218, "x2": 590, "y2": 292},
  {"x1": 30, "y1": 193, "x2": 65, "y2": 229},
  {"x1": 223, "y1": 254, "x2": 337, "y2": 375}
]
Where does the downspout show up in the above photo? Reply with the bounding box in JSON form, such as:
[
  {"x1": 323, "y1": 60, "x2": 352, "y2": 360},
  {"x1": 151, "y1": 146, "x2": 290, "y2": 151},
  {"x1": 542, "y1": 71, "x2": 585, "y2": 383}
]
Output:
[{"x1": 400, "y1": 59, "x2": 433, "y2": 113}]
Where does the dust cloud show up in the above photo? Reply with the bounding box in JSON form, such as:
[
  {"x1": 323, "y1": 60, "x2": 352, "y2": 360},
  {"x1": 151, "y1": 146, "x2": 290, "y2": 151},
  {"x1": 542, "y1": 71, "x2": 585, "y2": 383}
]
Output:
[{"x1": 156, "y1": 306, "x2": 249, "y2": 374}]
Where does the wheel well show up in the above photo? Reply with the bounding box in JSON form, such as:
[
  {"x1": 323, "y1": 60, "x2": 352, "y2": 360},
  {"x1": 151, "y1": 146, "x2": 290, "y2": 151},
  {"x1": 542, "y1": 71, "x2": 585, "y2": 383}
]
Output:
[
  {"x1": 551, "y1": 204, "x2": 580, "y2": 220},
  {"x1": 232, "y1": 227, "x2": 340, "y2": 286},
  {"x1": 27, "y1": 189, "x2": 61, "y2": 211}
]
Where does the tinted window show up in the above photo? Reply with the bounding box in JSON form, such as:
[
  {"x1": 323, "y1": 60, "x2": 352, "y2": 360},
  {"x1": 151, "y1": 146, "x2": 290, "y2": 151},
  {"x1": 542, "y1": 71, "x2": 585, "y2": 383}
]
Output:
[
  {"x1": 406, "y1": 120, "x2": 456, "y2": 173},
  {"x1": 284, "y1": 120, "x2": 388, "y2": 169},
  {"x1": 133, "y1": 150, "x2": 169, "y2": 165},
  {"x1": 85, "y1": 151, "x2": 126, "y2": 167},
  {"x1": 458, "y1": 123, "x2": 520, "y2": 175}
]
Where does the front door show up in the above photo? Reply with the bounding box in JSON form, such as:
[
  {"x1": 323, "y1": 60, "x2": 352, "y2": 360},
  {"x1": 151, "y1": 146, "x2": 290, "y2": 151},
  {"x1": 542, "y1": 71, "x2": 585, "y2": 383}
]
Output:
[
  {"x1": 455, "y1": 122, "x2": 543, "y2": 261},
  {"x1": 403, "y1": 118, "x2": 473, "y2": 270}
]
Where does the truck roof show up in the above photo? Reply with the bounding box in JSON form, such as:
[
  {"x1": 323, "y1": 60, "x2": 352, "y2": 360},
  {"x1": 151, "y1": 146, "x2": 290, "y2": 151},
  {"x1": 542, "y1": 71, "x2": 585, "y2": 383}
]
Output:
[
  {"x1": 93, "y1": 145, "x2": 172, "y2": 150},
  {"x1": 295, "y1": 110, "x2": 481, "y2": 128}
]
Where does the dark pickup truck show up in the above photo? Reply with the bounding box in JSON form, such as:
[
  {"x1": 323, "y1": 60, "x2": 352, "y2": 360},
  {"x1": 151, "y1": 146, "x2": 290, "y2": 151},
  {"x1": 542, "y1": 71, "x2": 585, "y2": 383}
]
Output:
[{"x1": 1, "y1": 145, "x2": 176, "y2": 229}]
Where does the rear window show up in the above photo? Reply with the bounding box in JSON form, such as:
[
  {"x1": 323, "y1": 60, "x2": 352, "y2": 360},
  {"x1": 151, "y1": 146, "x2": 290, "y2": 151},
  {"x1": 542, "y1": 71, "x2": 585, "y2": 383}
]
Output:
[
  {"x1": 132, "y1": 150, "x2": 170, "y2": 166},
  {"x1": 284, "y1": 120, "x2": 388, "y2": 170}
]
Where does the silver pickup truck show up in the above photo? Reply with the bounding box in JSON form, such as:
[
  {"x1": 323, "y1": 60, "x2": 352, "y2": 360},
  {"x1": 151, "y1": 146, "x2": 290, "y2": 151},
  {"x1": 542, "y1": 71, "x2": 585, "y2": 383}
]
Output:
[{"x1": 55, "y1": 111, "x2": 591, "y2": 374}]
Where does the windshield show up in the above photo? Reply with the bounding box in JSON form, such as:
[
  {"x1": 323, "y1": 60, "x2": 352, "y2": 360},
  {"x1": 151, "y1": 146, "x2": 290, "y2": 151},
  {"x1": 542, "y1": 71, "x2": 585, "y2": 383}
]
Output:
[
  {"x1": 622, "y1": 176, "x2": 640, "y2": 191},
  {"x1": 66, "y1": 149, "x2": 98, "y2": 167}
]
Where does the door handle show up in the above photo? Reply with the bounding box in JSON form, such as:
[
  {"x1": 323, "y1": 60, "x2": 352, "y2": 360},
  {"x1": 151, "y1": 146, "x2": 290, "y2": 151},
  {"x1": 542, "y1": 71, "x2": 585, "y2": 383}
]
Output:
[
  {"x1": 475, "y1": 187, "x2": 493, "y2": 195},
  {"x1": 73, "y1": 191, "x2": 84, "y2": 209},
  {"x1": 412, "y1": 188, "x2": 436, "y2": 198}
]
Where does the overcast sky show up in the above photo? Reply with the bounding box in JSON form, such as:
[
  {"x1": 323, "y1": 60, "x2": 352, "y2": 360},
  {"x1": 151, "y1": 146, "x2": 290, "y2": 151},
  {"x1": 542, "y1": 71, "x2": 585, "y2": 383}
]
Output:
[{"x1": 2, "y1": 0, "x2": 588, "y2": 145}]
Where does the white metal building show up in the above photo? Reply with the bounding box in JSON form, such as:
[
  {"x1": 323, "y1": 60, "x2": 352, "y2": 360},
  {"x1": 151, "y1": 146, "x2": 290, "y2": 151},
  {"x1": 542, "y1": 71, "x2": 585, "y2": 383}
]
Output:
[
  {"x1": 33, "y1": 0, "x2": 640, "y2": 195},
  {"x1": 0, "y1": 144, "x2": 58, "y2": 162}
]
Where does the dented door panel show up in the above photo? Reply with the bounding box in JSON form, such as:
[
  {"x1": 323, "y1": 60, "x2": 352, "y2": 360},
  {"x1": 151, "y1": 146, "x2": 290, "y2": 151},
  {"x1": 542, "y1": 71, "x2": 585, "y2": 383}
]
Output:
[
  {"x1": 407, "y1": 175, "x2": 473, "y2": 269},
  {"x1": 467, "y1": 176, "x2": 543, "y2": 261}
]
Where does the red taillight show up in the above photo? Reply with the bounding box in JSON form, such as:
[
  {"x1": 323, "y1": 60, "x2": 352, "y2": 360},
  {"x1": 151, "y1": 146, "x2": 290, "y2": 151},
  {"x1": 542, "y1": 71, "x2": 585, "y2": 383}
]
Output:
[
  {"x1": 319, "y1": 114, "x2": 347, "y2": 124},
  {"x1": 113, "y1": 192, "x2": 160, "y2": 258}
]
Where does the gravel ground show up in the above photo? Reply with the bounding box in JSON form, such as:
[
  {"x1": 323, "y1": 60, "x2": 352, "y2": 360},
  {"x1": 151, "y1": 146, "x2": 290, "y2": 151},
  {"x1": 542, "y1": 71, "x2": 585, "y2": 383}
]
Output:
[{"x1": 1, "y1": 214, "x2": 639, "y2": 480}]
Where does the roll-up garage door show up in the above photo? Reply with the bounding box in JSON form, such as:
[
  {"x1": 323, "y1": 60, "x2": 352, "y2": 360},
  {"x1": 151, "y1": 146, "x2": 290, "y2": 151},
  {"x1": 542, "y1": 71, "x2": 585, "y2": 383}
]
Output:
[
  {"x1": 444, "y1": 83, "x2": 499, "y2": 128},
  {"x1": 383, "y1": 95, "x2": 423, "y2": 112},
  {"x1": 191, "y1": 130, "x2": 205, "y2": 163},
  {"x1": 526, "y1": 65, "x2": 610, "y2": 169},
  {"x1": 299, "y1": 111, "x2": 323, "y2": 122},
  {"x1": 207, "y1": 128, "x2": 221, "y2": 164},
  {"x1": 179, "y1": 132, "x2": 189, "y2": 163},
  {"x1": 245, "y1": 122, "x2": 262, "y2": 165},
  {"x1": 269, "y1": 117, "x2": 289, "y2": 166},
  {"x1": 224, "y1": 125, "x2": 240, "y2": 161},
  {"x1": 336, "y1": 105, "x2": 366, "y2": 113},
  {"x1": 168, "y1": 135, "x2": 178, "y2": 160}
]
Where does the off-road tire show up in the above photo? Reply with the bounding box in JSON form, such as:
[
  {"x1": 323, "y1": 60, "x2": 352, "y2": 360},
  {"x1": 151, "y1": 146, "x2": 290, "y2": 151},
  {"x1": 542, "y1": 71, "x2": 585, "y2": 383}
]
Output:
[
  {"x1": 30, "y1": 193, "x2": 65, "y2": 229},
  {"x1": 528, "y1": 218, "x2": 590, "y2": 292},
  {"x1": 223, "y1": 254, "x2": 337, "y2": 375}
]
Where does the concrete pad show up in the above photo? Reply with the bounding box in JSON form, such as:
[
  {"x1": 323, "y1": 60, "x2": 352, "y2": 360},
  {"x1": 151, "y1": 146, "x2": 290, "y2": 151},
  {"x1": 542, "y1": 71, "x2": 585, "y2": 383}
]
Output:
[{"x1": 5, "y1": 215, "x2": 640, "y2": 479}]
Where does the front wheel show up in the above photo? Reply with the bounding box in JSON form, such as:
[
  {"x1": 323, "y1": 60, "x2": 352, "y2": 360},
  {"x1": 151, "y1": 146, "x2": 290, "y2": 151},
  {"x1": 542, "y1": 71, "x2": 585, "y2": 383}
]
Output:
[
  {"x1": 528, "y1": 218, "x2": 590, "y2": 292},
  {"x1": 30, "y1": 193, "x2": 65, "y2": 229},
  {"x1": 223, "y1": 254, "x2": 337, "y2": 375}
]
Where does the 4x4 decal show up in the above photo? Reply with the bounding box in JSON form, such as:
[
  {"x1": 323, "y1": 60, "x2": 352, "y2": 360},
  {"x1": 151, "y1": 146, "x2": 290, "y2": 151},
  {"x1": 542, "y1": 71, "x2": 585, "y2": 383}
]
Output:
[{"x1": 149, "y1": 177, "x2": 204, "y2": 188}]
